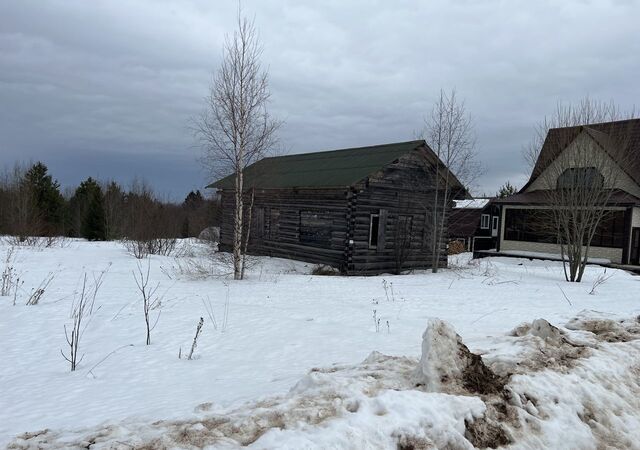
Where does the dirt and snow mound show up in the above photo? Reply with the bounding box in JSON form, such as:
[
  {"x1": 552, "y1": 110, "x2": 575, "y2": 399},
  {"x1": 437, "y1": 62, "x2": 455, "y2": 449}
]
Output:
[
  {"x1": 565, "y1": 310, "x2": 640, "y2": 342},
  {"x1": 9, "y1": 312, "x2": 640, "y2": 449},
  {"x1": 9, "y1": 352, "x2": 486, "y2": 449},
  {"x1": 511, "y1": 318, "x2": 565, "y2": 344},
  {"x1": 416, "y1": 318, "x2": 505, "y2": 395}
]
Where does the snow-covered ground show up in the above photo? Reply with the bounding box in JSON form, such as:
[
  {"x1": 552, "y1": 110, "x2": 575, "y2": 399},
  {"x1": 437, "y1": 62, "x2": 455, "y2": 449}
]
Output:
[{"x1": 1, "y1": 239, "x2": 639, "y2": 449}]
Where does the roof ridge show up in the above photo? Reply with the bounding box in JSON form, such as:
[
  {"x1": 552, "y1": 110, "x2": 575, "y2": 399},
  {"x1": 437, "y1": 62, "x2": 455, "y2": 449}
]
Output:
[
  {"x1": 261, "y1": 139, "x2": 426, "y2": 161},
  {"x1": 548, "y1": 117, "x2": 640, "y2": 132}
]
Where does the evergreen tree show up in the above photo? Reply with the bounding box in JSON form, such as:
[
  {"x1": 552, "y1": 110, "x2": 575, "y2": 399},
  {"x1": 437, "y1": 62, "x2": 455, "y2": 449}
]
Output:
[
  {"x1": 497, "y1": 181, "x2": 518, "y2": 198},
  {"x1": 183, "y1": 190, "x2": 204, "y2": 209},
  {"x1": 82, "y1": 192, "x2": 107, "y2": 240},
  {"x1": 104, "y1": 181, "x2": 125, "y2": 239},
  {"x1": 21, "y1": 162, "x2": 65, "y2": 235},
  {"x1": 71, "y1": 177, "x2": 106, "y2": 240}
]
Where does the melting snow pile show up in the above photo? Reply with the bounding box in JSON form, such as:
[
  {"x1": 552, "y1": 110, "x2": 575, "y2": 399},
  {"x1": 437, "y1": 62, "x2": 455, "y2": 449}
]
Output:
[{"x1": 9, "y1": 311, "x2": 640, "y2": 449}]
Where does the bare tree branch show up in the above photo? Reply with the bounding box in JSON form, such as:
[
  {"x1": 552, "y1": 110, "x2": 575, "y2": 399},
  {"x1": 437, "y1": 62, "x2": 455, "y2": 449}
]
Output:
[
  {"x1": 421, "y1": 89, "x2": 480, "y2": 272},
  {"x1": 192, "y1": 8, "x2": 281, "y2": 280}
]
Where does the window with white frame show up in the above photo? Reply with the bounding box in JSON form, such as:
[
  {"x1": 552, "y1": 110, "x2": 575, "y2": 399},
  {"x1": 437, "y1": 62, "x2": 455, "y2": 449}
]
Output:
[{"x1": 480, "y1": 214, "x2": 490, "y2": 229}]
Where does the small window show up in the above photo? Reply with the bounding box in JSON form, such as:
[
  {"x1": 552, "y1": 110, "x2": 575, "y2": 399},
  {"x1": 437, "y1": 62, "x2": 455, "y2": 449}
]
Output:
[
  {"x1": 480, "y1": 214, "x2": 490, "y2": 229},
  {"x1": 492, "y1": 216, "x2": 499, "y2": 230},
  {"x1": 396, "y1": 215, "x2": 413, "y2": 248},
  {"x1": 369, "y1": 214, "x2": 380, "y2": 248},
  {"x1": 268, "y1": 209, "x2": 280, "y2": 240},
  {"x1": 255, "y1": 208, "x2": 265, "y2": 239},
  {"x1": 557, "y1": 167, "x2": 604, "y2": 190},
  {"x1": 300, "y1": 210, "x2": 332, "y2": 247}
]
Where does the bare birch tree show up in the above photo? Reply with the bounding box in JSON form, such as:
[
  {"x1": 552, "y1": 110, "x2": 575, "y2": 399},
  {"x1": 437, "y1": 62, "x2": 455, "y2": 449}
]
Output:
[
  {"x1": 193, "y1": 10, "x2": 280, "y2": 280},
  {"x1": 422, "y1": 89, "x2": 479, "y2": 272}
]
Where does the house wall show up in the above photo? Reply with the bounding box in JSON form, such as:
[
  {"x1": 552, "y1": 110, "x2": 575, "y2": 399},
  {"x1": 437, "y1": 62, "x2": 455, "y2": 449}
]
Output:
[
  {"x1": 498, "y1": 204, "x2": 626, "y2": 263},
  {"x1": 218, "y1": 188, "x2": 349, "y2": 268},
  {"x1": 628, "y1": 207, "x2": 640, "y2": 265},
  {"x1": 348, "y1": 152, "x2": 454, "y2": 274},
  {"x1": 633, "y1": 207, "x2": 640, "y2": 228},
  {"x1": 499, "y1": 239, "x2": 623, "y2": 263},
  {"x1": 527, "y1": 132, "x2": 640, "y2": 197}
]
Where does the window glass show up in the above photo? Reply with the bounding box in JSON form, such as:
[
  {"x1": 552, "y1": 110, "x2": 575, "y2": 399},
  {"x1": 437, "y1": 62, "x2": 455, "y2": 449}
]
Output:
[
  {"x1": 557, "y1": 167, "x2": 604, "y2": 190},
  {"x1": 369, "y1": 214, "x2": 380, "y2": 248},
  {"x1": 268, "y1": 209, "x2": 279, "y2": 240},
  {"x1": 504, "y1": 208, "x2": 624, "y2": 248},
  {"x1": 300, "y1": 211, "x2": 332, "y2": 247},
  {"x1": 481, "y1": 214, "x2": 490, "y2": 229}
]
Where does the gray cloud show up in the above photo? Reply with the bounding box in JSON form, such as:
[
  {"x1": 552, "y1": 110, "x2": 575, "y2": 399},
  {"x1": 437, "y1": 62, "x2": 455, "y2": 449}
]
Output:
[{"x1": 1, "y1": 0, "x2": 638, "y2": 199}]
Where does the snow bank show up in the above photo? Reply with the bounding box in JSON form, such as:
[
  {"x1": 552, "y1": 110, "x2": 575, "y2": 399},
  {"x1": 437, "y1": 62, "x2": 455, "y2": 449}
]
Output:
[{"x1": 10, "y1": 312, "x2": 640, "y2": 449}]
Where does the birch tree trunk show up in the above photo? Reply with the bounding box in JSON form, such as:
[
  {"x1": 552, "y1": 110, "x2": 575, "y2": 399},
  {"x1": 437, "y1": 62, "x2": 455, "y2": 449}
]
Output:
[
  {"x1": 423, "y1": 89, "x2": 478, "y2": 273},
  {"x1": 193, "y1": 8, "x2": 280, "y2": 281}
]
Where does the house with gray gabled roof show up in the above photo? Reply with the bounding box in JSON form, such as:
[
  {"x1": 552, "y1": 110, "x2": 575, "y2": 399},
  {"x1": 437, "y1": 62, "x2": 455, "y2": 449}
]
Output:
[
  {"x1": 208, "y1": 140, "x2": 467, "y2": 274},
  {"x1": 494, "y1": 118, "x2": 640, "y2": 266}
]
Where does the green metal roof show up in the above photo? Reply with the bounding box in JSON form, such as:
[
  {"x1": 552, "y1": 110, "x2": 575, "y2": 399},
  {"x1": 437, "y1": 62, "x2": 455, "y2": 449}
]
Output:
[{"x1": 208, "y1": 140, "x2": 432, "y2": 190}]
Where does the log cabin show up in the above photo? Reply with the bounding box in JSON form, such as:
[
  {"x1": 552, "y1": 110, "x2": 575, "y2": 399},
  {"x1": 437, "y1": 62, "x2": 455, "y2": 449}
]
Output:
[{"x1": 208, "y1": 140, "x2": 467, "y2": 275}]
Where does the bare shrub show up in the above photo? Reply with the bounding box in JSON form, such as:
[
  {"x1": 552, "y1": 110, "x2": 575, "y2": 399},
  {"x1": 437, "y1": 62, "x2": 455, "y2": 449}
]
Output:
[
  {"x1": 25, "y1": 272, "x2": 55, "y2": 305},
  {"x1": 201, "y1": 287, "x2": 230, "y2": 332},
  {"x1": 61, "y1": 273, "x2": 104, "y2": 371},
  {"x1": 123, "y1": 238, "x2": 178, "y2": 259},
  {"x1": 123, "y1": 238, "x2": 149, "y2": 259},
  {"x1": 589, "y1": 269, "x2": 614, "y2": 295},
  {"x1": 88, "y1": 263, "x2": 111, "y2": 314},
  {"x1": 188, "y1": 317, "x2": 204, "y2": 360},
  {"x1": 148, "y1": 238, "x2": 177, "y2": 256},
  {"x1": 171, "y1": 257, "x2": 216, "y2": 279},
  {"x1": 1, "y1": 246, "x2": 17, "y2": 297},
  {"x1": 4, "y1": 235, "x2": 66, "y2": 248},
  {"x1": 170, "y1": 249, "x2": 257, "y2": 280},
  {"x1": 133, "y1": 261, "x2": 162, "y2": 345},
  {"x1": 381, "y1": 279, "x2": 396, "y2": 302}
]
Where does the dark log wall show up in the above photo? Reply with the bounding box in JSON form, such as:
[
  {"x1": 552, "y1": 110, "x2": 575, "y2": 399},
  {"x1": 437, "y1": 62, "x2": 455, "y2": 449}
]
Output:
[
  {"x1": 217, "y1": 149, "x2": 458, "y2": 275},
  {"x1": 347, "y1": 152, "x2": 451, "y2": 274},
  {"x1": 218, "y1": 188, "x2": 349, "y2": 268}
]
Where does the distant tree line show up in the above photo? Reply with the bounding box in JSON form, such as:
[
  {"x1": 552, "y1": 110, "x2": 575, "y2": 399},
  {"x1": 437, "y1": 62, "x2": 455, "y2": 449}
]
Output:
[{"x1": 0, "y1": 162, "x2": 219, "y2": 243}]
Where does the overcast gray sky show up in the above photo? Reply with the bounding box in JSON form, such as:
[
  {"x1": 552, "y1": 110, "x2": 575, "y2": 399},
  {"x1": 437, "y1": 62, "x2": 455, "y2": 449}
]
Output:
[{"x1": 1, "y1": 0, "x2": 638, "y2": 200}]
